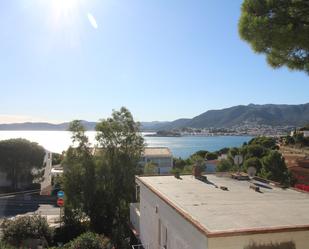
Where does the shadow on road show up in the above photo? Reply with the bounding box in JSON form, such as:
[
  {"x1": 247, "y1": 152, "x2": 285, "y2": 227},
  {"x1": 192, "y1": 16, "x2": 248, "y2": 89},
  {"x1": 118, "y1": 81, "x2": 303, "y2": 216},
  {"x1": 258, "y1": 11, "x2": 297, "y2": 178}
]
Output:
[{"x1": 0, "y1": 194, "x2": 58, "y2": 217}]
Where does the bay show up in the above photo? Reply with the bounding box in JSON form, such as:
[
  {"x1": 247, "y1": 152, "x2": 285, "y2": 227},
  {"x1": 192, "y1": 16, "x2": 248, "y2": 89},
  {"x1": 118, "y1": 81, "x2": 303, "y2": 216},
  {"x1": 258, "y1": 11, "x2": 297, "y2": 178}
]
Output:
[{"x1": 0, "y1": 131, "x2": 252, "y2": 158}]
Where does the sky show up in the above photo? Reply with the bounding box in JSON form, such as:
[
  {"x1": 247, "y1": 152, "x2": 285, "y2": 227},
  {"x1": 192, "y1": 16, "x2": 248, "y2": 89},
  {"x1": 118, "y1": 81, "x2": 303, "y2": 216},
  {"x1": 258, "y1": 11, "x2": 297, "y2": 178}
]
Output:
[{"x1": 0, "y1": 0, "x2": 308, "y2": 123}]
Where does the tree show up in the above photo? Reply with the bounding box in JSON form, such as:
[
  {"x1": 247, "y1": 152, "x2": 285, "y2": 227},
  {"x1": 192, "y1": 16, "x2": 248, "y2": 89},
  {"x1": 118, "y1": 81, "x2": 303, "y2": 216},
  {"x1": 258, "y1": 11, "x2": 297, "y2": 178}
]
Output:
[
  {"x1": 239, "y1": 0, "x2": 309, "y2": 74},
  {"x1": 229, "y1": 147, "x2": 240, "y2": 158},
  {"x1": 144, "y1": 162, "x2": 158, "y2": 174},
  {"x1": 192, "y1": 150, "x2": 209, "y2": 158},
  {"x1": 63, "y1": 109, "x2": 144, "y2": 248},
  {"x1": 260, "y1": 150, "x2": 290, "y2": 185},
  {"x1": 0, "y1": 139, "x2": 45, "y2": 190},
  {"x1": 173, "y1": 157, "x2": 186, "y2": 170},
  {"x1": 205, "y1": 152, "x2": 218, "y2": 160},
  {"x1": 216, "y1": 159, "x2": 234, "y2": 172},
  {"x1": 243, "y1": 144, "x2": 266, "y2": 159},
  {"x1": 94, "y1": 107, "x2": 144, "y2": 247},
  {"x1": 62, "y1": 120, "x2": 96, "y2": 232},
  {"x1": 248, "y1": 137, "x2": 277, "y2": 150},
  {"x1": 1, "y1": 215, "x2": 53, "y2": 248},
  {"x1": 66, "y1": 232, "x2": 112, "y2": 249},
  {"x1": 243, "y1": 157, "x2": 262, "y2": 173}
]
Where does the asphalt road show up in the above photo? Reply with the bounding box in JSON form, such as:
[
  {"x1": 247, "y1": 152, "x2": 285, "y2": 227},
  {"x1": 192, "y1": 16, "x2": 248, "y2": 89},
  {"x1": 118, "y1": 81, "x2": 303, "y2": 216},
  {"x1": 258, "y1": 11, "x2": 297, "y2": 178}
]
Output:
[{"x1": 0, "y1": 194, "x2": 60, "y2": 218}]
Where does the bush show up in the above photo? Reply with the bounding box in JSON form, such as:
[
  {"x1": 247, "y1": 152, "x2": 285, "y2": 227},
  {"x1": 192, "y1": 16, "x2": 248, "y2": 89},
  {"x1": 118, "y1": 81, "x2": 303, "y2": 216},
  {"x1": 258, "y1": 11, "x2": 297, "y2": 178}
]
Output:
[
  {"x1": 66, "y1": 232, "x2": 112, "y2": 249},
  {"x1": 205, "y1": 152, "x2": 218, "y2": 160},
  {"x1": 243, "y1": 157, "x2": 262, "y2": 173},
  {"x1": 1, "y1": 215, "x2": 53, "y2": 247},
  {"x1": 216, "y1": 159, "x2": 234, "y2": 172},
  {"x1": 0, "y1": 241, "x2": 15, "y2": 249}
]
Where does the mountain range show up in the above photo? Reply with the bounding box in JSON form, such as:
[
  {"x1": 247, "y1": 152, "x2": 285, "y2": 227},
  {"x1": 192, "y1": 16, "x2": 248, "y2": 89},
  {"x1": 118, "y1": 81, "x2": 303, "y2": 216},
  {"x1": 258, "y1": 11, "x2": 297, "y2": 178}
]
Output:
[{"x1": 1, "y1": 103, "x2": 309, "y2": 131}]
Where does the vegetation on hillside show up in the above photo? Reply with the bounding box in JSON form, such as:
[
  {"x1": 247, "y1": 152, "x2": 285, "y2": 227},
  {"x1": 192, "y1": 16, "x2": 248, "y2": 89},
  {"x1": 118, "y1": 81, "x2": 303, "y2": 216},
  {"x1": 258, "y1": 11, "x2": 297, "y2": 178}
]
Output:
[
  {"x1": 282, "y1": 127, "x2": 309, "y2": 147},
  {"x1": 216, "y1": 137, "x2": 293, "y2": 186}
]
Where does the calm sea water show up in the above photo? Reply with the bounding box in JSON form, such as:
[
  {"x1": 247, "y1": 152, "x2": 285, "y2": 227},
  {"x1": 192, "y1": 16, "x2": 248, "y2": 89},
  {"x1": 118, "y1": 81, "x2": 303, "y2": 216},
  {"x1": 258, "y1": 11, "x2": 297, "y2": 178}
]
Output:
[{"x1": 0, "y1": 131, "x2": 252, "y2": 158}]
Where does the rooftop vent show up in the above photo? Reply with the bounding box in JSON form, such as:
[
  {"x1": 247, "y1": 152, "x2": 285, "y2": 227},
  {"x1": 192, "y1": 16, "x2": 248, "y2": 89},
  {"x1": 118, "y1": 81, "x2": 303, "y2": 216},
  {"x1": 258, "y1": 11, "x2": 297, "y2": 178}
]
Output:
[{"x1": 231, "y1": 172, "x2": 250, "y2": 181}]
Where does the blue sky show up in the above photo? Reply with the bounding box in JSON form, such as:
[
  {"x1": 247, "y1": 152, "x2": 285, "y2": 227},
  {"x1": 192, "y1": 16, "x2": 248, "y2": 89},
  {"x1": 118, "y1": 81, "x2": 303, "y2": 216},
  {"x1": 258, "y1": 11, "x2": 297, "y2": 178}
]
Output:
[{"x1": 0, "y1": 0, "x2": 308, "y2": 123}]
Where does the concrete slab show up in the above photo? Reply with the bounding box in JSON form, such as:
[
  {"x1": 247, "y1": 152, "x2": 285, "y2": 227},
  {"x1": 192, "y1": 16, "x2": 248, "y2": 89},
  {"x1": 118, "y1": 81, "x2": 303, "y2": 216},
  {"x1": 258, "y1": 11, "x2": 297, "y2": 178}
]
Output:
[{"x1": 138, "y1": 175, "x2": 309, "y2": 233}]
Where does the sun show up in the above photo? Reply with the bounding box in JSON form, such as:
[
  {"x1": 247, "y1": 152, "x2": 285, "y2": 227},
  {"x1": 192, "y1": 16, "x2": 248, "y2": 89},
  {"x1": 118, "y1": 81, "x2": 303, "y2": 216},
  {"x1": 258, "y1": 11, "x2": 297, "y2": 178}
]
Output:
[{"x1": 52, "y1": 0, "x2": 79, "y2": 16}]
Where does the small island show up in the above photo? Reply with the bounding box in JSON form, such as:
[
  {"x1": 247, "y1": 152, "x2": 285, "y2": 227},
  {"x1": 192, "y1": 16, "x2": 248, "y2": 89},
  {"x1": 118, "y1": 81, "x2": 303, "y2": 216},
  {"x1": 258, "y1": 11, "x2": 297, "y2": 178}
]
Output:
[{"x1": 145, "y1": 130, "x2": 182, "y2": 137}]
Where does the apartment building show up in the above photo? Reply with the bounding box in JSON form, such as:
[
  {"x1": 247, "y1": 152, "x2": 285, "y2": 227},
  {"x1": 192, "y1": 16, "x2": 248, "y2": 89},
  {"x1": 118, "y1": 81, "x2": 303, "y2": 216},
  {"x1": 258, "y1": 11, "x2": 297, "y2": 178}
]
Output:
[
  {"x1": 140, "y1": 147, "x2": 173, "y2": 174},
  {"x1": 130, "y1": 174, "x2": 309, "y2": 249}
]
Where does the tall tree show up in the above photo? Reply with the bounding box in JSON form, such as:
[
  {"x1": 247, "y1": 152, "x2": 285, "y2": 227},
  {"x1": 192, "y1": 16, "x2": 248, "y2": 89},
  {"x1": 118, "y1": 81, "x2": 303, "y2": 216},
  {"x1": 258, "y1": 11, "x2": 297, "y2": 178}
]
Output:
[
  {"x1": 0, "y1": 139, "x2": 45, "y2": 190},
  {"x1": 94, "y1": 107, "x2": 144, "y2": 247},
  {"x1": 239, "y1": 0, "x2": 309, "y2": 74},
  {"x1": 63, "y1": 120, "x2": 96, "y2": 231},
  {"x1": 63, "y1": 108, "x2": 144, "y2": 248}
]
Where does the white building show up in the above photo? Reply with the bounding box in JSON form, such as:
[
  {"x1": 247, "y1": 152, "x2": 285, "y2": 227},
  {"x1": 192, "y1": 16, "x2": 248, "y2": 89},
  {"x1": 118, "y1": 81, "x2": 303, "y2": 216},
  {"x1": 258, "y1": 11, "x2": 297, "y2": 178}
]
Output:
[
  {"x1": 140, "y1": 147, "x2": 173, "y2": 174},
  {"x1": 130, "y1": 174, "x2": 309, "y2": 249}
]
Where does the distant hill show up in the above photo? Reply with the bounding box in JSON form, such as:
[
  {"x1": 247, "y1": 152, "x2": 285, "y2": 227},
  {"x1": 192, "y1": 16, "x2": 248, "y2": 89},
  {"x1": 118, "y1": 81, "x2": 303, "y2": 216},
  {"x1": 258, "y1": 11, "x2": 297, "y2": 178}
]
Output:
[
  {"x1": 182, "y1": 103, "x2": 309, "y2": 128},
  {"x1": 0, "y1": 121, "x2": 97, "y2": 131},
  {"x1": 1, "y1": 103, "x2": 309, "y2": 131},
  {"x1": 160, "y1": 103, "x2": 309, "y2": 130}
]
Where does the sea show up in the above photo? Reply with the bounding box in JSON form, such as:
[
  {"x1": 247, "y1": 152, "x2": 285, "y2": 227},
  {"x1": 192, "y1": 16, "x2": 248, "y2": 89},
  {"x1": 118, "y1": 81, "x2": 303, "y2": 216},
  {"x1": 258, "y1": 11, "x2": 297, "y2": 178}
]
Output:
[{"x1": 0, "y1": 131, "x2": 253, "y2": 159}]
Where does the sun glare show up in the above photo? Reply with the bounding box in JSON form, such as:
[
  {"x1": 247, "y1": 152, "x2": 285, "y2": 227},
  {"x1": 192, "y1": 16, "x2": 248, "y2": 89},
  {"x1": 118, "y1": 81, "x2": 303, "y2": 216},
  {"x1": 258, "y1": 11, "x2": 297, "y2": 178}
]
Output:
[{"x1": 52, "y1": 0, "x2": 77, "y2": 14}]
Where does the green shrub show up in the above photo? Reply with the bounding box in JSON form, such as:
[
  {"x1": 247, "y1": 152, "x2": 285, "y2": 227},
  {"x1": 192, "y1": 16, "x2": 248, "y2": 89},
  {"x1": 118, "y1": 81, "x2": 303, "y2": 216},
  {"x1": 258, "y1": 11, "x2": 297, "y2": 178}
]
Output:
[
  {"x1": 1, "y1": 215, "x2": 53, "y2": 247},
  {"x1": 0, "y1": 241, "x2": 15, "y2": 249},
  {"x1": 67, "y1": 232, "x2": 112, "y2": 249},
  {"x1": 216, "y1": 159, "x2": 234, "y2": 172}
]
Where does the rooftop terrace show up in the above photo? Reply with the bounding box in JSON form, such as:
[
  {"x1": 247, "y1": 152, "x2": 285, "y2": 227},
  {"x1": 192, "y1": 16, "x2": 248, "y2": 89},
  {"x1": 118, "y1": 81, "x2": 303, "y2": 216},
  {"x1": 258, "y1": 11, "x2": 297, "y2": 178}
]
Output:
[{"x1": 137, "y1": 174, "x2": 309, "y2": 237}]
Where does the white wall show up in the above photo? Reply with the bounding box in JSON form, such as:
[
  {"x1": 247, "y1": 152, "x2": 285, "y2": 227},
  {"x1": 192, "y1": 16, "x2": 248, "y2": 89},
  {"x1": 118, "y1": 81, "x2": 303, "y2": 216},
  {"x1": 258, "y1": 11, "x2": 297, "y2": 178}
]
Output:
[
  {"x1": 208, "y1": 230, "x2": 309, "y2": 249},
  {"x1": 138, "y1": 180, "x2": 208, "y2": 249}
]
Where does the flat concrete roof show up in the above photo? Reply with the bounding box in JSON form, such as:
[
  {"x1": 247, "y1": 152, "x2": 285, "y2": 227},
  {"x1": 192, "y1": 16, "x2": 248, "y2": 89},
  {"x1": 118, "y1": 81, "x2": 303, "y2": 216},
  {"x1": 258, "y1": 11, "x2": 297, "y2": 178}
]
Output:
[
  {"x1": 137, "y1": 174, "x2": 309, "y2": 237},
  {"x1": 143, "y1": 147, "x2": 172, "y2": 157}
]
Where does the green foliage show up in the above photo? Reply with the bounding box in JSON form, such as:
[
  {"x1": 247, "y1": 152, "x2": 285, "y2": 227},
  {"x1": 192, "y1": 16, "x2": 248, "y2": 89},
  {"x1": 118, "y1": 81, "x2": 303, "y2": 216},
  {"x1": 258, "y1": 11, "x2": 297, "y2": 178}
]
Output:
[
  {"x1": 216, "y1": 147, "x2": 229, "y2": 155},
  {"x1": 191, "y1": 150, "x2": 209, "y2": 158},
  {"x1": 228, "y1": 147, "x2": 239, "y2": 158},
  {"x1": 63, "y1": 120, "x2": 95, "y2": 224},
  {"x1": 182, "y1": 164, "x2": 193, "y2": 174},
  {"x1": 284, "y1": 135, "x2": 295, "y2": 145},
  {"x1": 1, "y1": 215, "x2": 53, "y2": 247},
  {"x1": 216, "y1": 159, "x2": 234, "y2": 172},
  {"x1": 205, "y1": 152, "x2": 218, "y2": 160},
  {"x1": 173, "y1": 157, "x2": 186, "y2": 170},
  {"x1": 248, "y1": 137, "x2": 277, "y2": 150},
  {"x1": 65, "y1": 232, "x2": 112, "y2": 249},
  {"x1": 239, "y1": 0, "x2": 309, "y2": 74},
  {"x1": 63, "y1": 107, "x2": 144, "y2": 248},
  {"x1": 243, "y1": 144, "x2": 267, "y2": 159},
  {"x1": 0, "y1": 241, "x2": 15, "y2": 249},
  {"x1": 260, "y1": 151, "x2": 290, "y2": 185},
  {"x1": 144, "y1": 162, "x2": 158, "y2": 175},
  {"x1": 52, "y1": 152, "x2": 62, "y2": 165},
  {"x1": 0, "y1": 138, "x2": 45, "y2": 190},
  {"x1": 243, "y1": 157, "x2": 262, "y2": 173}
]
